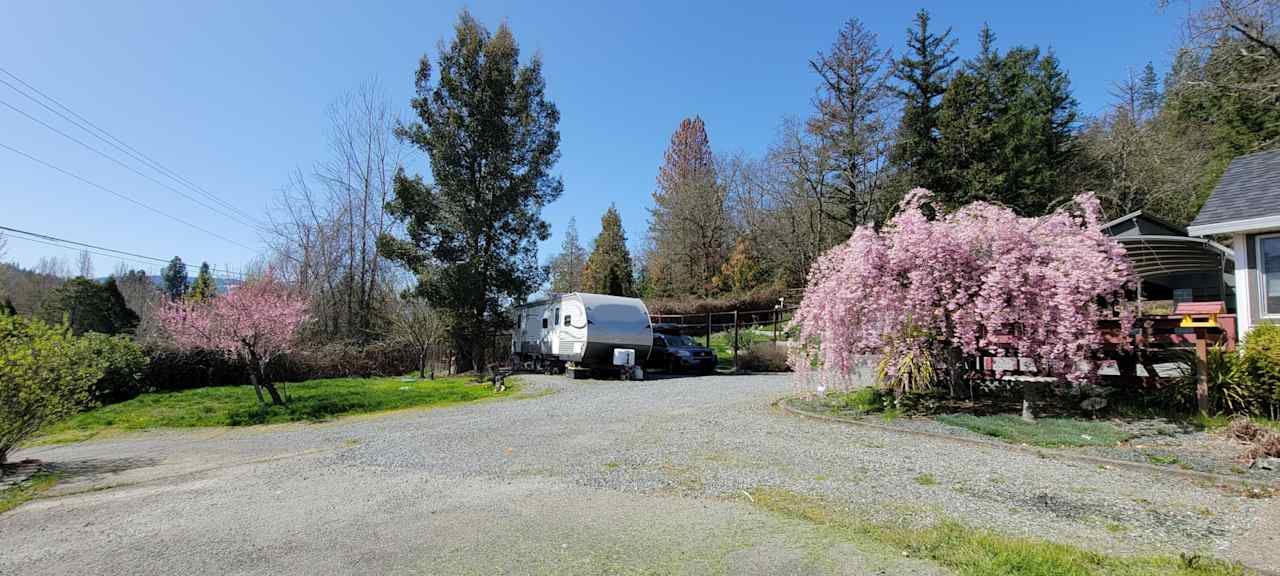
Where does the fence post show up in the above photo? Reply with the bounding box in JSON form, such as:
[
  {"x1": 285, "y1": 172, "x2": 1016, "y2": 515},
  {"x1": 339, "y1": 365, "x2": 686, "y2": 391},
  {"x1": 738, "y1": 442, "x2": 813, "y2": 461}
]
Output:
[
  {"x1": 705, "y1": 312, "x2": 712, "y2": 348},
  {"x1": 732, "y1": 310, "x2": 739, "y2": 372}
]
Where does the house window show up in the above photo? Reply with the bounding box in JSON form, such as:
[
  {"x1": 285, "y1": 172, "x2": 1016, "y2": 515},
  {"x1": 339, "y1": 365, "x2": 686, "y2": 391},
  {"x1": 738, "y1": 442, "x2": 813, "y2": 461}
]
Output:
[{"x1": 1261, "y1": 235, "x2": 1280, "y2": 317}]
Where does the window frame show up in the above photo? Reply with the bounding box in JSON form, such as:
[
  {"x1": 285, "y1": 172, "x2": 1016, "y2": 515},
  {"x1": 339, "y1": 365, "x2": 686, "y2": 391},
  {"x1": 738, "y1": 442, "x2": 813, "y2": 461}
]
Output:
[{"x1": 1257, "y1": 233, "x2": 1280, "y2": 318}]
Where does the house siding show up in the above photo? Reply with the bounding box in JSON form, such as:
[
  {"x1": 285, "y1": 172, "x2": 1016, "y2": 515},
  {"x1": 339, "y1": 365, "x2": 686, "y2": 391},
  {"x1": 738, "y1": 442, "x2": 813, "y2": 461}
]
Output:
[{"x1": 1242, "y1": 232, "x2": 1280, "y2": 339}]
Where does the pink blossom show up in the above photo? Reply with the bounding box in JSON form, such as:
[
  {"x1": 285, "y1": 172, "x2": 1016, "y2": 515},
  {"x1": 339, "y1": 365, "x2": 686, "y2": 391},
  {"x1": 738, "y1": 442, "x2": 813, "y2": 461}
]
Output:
[
  {"x1": 158, "y1": 272, "x2": 308, "y2": 372},
  {"x1": 791, "y1": 189, "x2": 1136, "y2": 390}
]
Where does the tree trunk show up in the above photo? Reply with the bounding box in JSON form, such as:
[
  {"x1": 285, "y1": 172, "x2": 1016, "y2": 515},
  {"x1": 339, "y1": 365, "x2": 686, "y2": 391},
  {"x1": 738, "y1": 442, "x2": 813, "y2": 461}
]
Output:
[
  {"x1": 261, "y1": 382, "x2": 286, "y2": 406},
  {"x1": 418, "y1": 349, "x2": 427, "y2": 380},
  {"x1": 1021, "y1": 381, "x2": 1038, "y2": 423},
  {"x1": 247, "y1": 349, "x2": 285, "y2": 406},
  {"x1": 247, "y1": 364, "x2": 266, "y2": 406}
]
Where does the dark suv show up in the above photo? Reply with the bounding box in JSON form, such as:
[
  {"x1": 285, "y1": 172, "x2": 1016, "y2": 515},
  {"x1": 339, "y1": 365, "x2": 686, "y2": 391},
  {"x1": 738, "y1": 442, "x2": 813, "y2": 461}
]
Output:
[{"x1": 648, "y1": 332, "x2": 717, "y2": 374}]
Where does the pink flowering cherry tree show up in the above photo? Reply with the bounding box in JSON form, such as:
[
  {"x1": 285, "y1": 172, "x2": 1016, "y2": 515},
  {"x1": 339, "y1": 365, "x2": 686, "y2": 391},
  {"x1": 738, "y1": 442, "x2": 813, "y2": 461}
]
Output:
[
  {"x1": 791, "y1": 189, "x2": 1136, "y2": 420},
  {"x1": 158, "y1": 272, "x2": 308, "y2": 406}
]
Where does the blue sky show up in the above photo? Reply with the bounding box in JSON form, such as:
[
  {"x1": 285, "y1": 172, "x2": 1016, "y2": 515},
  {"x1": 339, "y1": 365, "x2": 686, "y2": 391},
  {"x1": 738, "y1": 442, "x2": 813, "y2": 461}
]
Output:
[{"x1": 0, "y1": 0, "x2": 1193, "y2": 278}]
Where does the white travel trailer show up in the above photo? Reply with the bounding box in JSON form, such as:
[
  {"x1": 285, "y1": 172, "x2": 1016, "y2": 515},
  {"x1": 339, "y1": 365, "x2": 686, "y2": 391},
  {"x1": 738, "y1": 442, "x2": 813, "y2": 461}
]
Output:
[
  {"x1": 510, "y1": 292, "x2": 653, "y2": 379},
  {"x1": 511, "y1": 298, "x2": 549, "y2": 359}
]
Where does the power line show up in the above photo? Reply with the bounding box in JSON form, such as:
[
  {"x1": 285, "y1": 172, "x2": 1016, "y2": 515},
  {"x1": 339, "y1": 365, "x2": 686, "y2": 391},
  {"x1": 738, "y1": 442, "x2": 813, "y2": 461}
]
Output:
[
  {"x1": 0, "y1": 141, "x2": 257, "y2": 252},
  {"x1": 0, "y1": 67, "x2": 269, "y2": 230},
  {"x1": 0, "y1": 224, "x2": 244, "y2": 278},
  {"x1": 0, "y1": 94, "x2": 266, "y2": 232}
]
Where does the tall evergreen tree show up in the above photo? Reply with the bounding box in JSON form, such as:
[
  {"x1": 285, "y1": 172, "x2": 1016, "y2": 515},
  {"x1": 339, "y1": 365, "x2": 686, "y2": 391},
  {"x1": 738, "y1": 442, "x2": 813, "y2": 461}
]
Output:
[
  {"x1": 379, "y1": 11, "x2": 562, "y2": 371},
  {"x1": 161, "y1": 256, "x2": 188, "y2": 301},
  {"x1": 1165, "y1": 37, "x2": 1280, "y2": 200},
  {"x1": 1138, "y1": 62, "x2": 1161, "y2": 119},
  {"x1": 935, "y1": 25, "x2": 1079, "y2": 215},
  {"x1": 189, "y1": 262, "x2": 216, "y2": 302},
  {"x1": 808, "y1": 18, "x2": 897, "y2": 227},
  {"x1": 891, "y1": 9, "x2": 957, "y2": 193},
  {"x1": 583, "y1": 206, "x2": 635, "y2": 297},
  {"x1": 648, "y1": 116, "x2": 730, "y2": 296},
  {"x1": 548, "y1": 218, "x2": 587, "y2": 294}
]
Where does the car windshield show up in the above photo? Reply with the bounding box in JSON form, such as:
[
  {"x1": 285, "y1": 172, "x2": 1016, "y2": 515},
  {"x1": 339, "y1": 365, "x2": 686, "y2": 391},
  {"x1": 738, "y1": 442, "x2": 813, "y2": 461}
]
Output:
[{"x1": 661, "y1": 334, "x2": 699, "y2": 347}]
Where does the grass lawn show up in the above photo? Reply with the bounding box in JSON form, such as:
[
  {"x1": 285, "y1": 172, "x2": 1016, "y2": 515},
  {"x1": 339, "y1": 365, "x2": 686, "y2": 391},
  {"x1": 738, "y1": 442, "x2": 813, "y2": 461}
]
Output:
[
  {"x1": 936, "y1": 414, "x2": 1133, "y2": 448},
  {"x1": 36, "y1": 375, "x2": 511, "y2": 442},
  {"x1": 749, "y1": 487, "x2": 1248, "y2": 576},
  {"x1": 0, "y1": 472, "x2": 60, "y2": 515}
]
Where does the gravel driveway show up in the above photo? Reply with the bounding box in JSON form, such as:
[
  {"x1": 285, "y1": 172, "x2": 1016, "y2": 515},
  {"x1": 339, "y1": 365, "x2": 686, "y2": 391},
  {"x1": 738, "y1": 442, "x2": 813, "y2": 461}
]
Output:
[{"x1": 2, "y1": 374, "x2": 1275, "y2": 575}]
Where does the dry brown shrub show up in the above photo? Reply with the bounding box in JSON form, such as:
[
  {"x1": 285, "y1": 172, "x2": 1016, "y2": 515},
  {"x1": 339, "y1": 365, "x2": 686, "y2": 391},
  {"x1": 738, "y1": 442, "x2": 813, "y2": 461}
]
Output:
[{"x1": 1226, "y1": 416, "x2": 1280, "y2": 463}]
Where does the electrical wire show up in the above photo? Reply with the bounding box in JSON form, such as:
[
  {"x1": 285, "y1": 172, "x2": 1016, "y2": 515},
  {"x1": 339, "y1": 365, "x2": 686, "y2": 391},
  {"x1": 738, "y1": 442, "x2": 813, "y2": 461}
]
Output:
[
  {"x1": 0, "y1": 67, "x2": 268, "y2": 230},
  {"x1": 0, "y1": 95, "x2": 265, "y2": 232},
  {"x1": 0, "y1": 224, "x2": 243, "y2": 278},
  {"x1": 0, "y1": 141, "x2": 257, "y2": 252}
]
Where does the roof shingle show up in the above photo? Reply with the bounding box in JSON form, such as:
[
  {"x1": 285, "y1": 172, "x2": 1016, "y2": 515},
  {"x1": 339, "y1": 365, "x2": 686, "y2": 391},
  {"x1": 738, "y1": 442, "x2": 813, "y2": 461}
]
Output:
[{"x1": 1189, "y1": 149, "x2": 1280, "y2": 229}]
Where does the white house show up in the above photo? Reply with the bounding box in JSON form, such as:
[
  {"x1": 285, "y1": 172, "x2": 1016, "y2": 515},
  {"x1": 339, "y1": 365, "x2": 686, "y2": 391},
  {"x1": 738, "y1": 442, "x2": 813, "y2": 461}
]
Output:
[{"x1": 1187, "y1": 149, "x2": 1280, "y2": 339}]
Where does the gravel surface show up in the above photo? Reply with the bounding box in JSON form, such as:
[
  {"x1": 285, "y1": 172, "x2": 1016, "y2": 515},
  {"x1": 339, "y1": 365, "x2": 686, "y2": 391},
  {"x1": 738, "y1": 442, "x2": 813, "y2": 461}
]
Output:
[{"x1": 1, "y1": 373, "x2": 1274, "y2": 575}]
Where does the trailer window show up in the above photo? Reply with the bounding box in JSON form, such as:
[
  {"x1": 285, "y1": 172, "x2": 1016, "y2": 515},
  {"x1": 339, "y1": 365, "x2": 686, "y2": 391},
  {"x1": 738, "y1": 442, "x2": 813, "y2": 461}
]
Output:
[
  {"x1": 541, "y1": 318, "x2": 547, "y2": 329},
  {"x1": 563, "y1": 314, "x2": 571, "y2": 326}
]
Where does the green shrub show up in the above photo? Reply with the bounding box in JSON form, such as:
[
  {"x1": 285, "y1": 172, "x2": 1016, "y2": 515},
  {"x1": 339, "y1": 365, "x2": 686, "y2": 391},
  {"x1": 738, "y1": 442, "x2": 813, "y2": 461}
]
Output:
[
  {"x1": 78, "y1": 333, "x2": 149, "y2": 404},
  {"x1": 830, "y1": 387, "x2": 887, "y2": 414},
  {"x1": 1168, "y1": 345, "x2": 1251, "y2": 414},
  {"x1": 140, "y1": 341, "x2": 423, "y2": 393},
  {"x1": 0, "y1": 314, "x2": 101, "y2": 464},
  {"x1": 1243, "y1": 323, "x2": 1280, "y2": 415},
  {"x1": 875, "y1": 334, "x2": 936, "y2": 396}
]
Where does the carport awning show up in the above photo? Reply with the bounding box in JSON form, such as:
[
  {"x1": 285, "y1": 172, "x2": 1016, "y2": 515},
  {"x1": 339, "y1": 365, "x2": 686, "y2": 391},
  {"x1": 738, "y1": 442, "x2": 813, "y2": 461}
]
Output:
[{"x1": 1116, "y1": 235, "x2": 1234, "y2": 278}]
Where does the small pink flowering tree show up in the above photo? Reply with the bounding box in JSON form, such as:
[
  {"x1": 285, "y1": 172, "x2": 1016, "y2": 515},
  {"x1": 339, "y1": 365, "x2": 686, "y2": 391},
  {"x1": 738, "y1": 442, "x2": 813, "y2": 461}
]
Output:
[
  {"x1": 791, "y1": 189, "x2": 1136, "y2": 418},
  {"x1": 158, "y1": 272, "x2": 308, "y2": 406}
]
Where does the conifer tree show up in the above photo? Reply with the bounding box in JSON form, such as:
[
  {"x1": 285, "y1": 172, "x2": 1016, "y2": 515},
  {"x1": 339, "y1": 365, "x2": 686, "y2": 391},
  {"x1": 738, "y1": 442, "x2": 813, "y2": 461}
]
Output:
[
  {"x1": 189, "y1": 262, "x2": 216, "y2": 302},
  {"x1": 583, "y1": 206, "x2": 635, "y2": 296},
  {"x1": 161, "y1": 256, "x2": 189, "y2": 301},
  {"x1": 379, "y1": 11, "x2": 562, "y2": 371},
  {"x1": 935, "y1": 24, "x2": 1078, "y2": 215},
  {"x1": 891, "y1": 9, "x2": 957, "y2": 193},
  {"x1": 548, "y1": 218, "x2": 587, "y2": 293},
  {"x1": 38, "y1": 276, "x2": 138, "y2": 335},
  {"x1": 648, "y1": 117, "x2": 729, "y2": 296}
]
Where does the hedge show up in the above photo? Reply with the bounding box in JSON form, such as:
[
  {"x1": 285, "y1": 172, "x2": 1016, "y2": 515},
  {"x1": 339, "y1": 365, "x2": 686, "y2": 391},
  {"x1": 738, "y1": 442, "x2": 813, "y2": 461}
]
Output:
[{"x1": 141, "y1": 341, "x2": 425, "y2": 394}]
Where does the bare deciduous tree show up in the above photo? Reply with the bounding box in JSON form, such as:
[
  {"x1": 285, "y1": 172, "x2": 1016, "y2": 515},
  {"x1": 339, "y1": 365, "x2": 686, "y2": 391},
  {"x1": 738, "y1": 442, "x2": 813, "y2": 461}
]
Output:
[
  {"x1": 112, "y1": 262, "x2": 167, "y2": 344},
  {"x1": 388, "y1": 296, "x2": 448, "y2": 379},
  {"x1": 76, "y1": 250, "x2": 94, "y2": 279},
  {"x1": 1167, "y1": 0, "x2": 1280, "y2": 103},
  {"x1": 723, "y1": 118, "x2": 853, "y2": 288},
  {"x1": 269, "y1": 80, "x2": 405, "y2": 343}
]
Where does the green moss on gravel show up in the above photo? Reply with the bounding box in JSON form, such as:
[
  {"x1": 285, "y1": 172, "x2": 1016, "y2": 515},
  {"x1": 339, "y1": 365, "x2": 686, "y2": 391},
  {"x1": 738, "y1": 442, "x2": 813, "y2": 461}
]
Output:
[
  {"x1": 747, "y1": 487, "x2": 1250, "y2": 576},
  {"x1": 0, "y1": 472, "x2": 60, "y2": 515},
  {"x1": 935, "y1": 414, "x2": 1133, "y2": 448}
]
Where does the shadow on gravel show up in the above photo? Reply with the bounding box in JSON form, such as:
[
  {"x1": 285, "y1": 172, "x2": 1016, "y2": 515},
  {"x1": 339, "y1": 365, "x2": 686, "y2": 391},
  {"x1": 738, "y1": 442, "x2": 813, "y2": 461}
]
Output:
[{"x1": 47, "y1": 456, "x2": 162, "y2": 484}]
